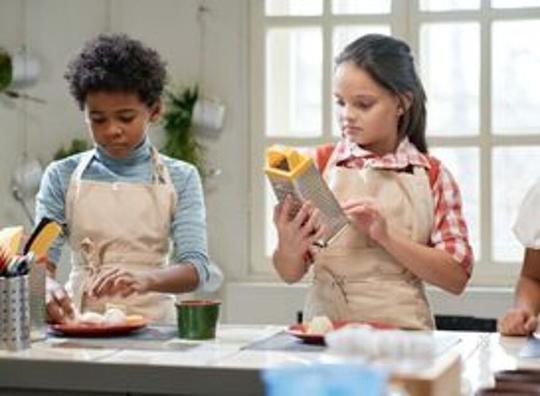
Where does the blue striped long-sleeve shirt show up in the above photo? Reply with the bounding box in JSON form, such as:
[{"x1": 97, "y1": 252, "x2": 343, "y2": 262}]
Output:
[{"x1": 35, "y1": 135, "x2": 210, "y2": 289}]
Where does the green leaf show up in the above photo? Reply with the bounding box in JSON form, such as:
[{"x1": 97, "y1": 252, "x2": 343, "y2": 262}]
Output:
[
  {"x1": 53, "y1": 138, "x2": 89, "y2": 161},
  {"x1": 0, "y1": 49, "x2": 13, "y2": 92},
  {"x1": 161, "y1": 85, "x2": 207, "y2": 178}
]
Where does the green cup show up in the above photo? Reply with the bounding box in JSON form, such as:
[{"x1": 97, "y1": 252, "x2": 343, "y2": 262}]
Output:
[{"x1": 176, "y1": 300, "x2": 221, "y2": 340}]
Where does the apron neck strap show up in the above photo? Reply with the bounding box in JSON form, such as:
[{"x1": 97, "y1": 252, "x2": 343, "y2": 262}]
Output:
[
  {"x1": 73, "y1": 150, "x2": 95, "y2": 182},
  {"x1": 150, "y1": 147, "x2": 173, "y2": 185}
]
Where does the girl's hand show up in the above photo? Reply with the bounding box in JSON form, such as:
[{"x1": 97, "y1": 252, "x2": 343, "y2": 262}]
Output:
[
  {"x1": 87, "y1": 268, "x2": 153, "y2": 299},
  {"x1": 343, "y1": 198, "x2": 389, "y2": 243},
  {"x1": 273, "y1": 196, "x2": 325, "y2": 263},
  {"x1": 498, "y1": 308, "x2": 538, "y2": 336}
]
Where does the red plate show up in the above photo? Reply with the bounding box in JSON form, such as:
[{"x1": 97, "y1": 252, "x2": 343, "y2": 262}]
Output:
[
  {"x1": 286, "y1": 320, "x2": 397, "y2": 345},
  {"x1": 49, "y1": 319, "x2": 148, "y2": 337}
]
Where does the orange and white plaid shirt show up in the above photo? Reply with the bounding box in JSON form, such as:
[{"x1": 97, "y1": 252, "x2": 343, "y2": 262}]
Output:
[{"x1": 332, "y1": 138, "x2": 473, "y2": 276}]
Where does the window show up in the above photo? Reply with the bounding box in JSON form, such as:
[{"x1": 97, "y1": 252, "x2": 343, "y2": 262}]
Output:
[{"x1": 249, "y1": 0, "x2": 540, "y2": 285}]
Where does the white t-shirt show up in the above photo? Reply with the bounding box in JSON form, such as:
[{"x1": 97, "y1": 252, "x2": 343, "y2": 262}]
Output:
[{"x1": 514, "y1": 178, "x2": 540, "y2": 249}]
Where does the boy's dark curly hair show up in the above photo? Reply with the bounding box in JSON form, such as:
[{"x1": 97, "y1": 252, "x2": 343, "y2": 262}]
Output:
[{"x1": 65, "y1": 33, "x2": 167, "y2": 110}]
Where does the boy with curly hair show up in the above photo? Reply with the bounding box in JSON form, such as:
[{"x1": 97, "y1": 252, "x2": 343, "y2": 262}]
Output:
[{"x1": 37, "y1": 33, "x2": 216, "y2": 324}]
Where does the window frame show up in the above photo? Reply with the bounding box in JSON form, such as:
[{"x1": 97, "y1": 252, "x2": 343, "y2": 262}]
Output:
[{"x1": 248, "y1": 0, "x2": 540, "y2": 286}]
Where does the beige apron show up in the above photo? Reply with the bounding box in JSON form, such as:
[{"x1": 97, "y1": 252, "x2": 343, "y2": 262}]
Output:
[
  {"x1": 64, "y1": 147, "x2": 177, "y2": 324},
  {"x1": 304, "y1": 151, "x2": 435, "y2": 330}
]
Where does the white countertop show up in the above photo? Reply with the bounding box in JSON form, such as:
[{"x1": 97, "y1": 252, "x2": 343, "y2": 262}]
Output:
[{"x1": 0, "y1": 325, "x2": 534, "y2": 396}]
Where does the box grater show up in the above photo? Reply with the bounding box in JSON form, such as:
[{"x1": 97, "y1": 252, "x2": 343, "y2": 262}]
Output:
[{"x1": 29, "y1": 260, "x2": 46, "y2": 341}]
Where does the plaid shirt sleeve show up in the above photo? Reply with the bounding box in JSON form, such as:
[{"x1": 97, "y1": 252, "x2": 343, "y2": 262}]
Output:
[{"x1": 430, "y1": 163, "x2": 474, "y2": 276}]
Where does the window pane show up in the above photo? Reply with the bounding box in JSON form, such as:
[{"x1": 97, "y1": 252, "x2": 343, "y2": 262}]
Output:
[
  {"x1": 493, "y1": 147, "x2": 540, "y2": 261},
  {"x1": 420, "y1": 23, "x2": 480, "y2": 136},
  {"x1": 492, "y1": 0, "x2": 540, "y2": 8},
  {"x1": 420, "y1": 0, "x2": 480, "y2": 11},
  {"x1": 332, "y1": 0, "x2": 391, "y2": 14},
  {"x1": 430, "y1": 147, "x2": 480, "y2": 260},
  {"x1": 332, "y1": 25, "x2": 391, "y2": 136},
  {"x1": 492, "y1": 20, "x2": 540, "y2": 135},
  {"x1": 265, "y1": 0, "x2": 322, "y2": 16},
  {"x1": 266, "y1": 28, "x2": 322, "y2": 137}
]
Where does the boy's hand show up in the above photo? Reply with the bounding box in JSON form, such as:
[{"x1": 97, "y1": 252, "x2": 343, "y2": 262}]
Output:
[
  {"x1": 46, "y1": 277, "x2": 75, "y2": 324},
  {"x1": 343, "y1": 199, "x2": 388, "y2": 243},
  {"x1": 87, "y1": 268, "x2": 153, "y2": 299},
  {"x1": 498, "y1": 308, "x2": 538, "y2": 336},
  {"x1": 273, "y1": 196, "x2": 325, "y2": 263}
]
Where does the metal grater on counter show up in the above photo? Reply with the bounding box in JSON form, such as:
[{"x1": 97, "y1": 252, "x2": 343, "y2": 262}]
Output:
[{"x1": 29, "y1": 260, "x2": 46, "y2": 341}]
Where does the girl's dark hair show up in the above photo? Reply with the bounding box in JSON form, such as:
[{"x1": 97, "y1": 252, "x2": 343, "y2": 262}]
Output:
[
  {"x1": 65, "y1": 33, "x2": 167, "y2": 110},
  {"x1": 335, "y1": 34, "x2": 428, "y2": 153}
]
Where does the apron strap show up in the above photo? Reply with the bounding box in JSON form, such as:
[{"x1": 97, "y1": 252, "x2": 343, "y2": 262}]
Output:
[
  {"x1": 150, "y1": 147, "x2": 174, "y2": 185},
  {"x1": 72, "y1": 150, "x2": 95, "y2": 182},
  {"x1": 150, "y1": 147, "x2": 177, "y2": 219},
  {"x1": 66, "y1": 150, "x2": 96, "y2": 218}
]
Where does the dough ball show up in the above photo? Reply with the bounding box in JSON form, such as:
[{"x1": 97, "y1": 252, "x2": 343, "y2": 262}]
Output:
[
  {"x1": 79, "y1": 311, "x2": 105, "y2": 325},
  {"x1": 307, "y1": 316, "x2": 334, "y2": 334},
  {"x1": 103, "y1": 307, "x2": 127, "y2": 325}
]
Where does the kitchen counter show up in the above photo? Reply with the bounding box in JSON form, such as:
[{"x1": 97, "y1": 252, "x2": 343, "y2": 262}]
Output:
[{"x1": 0, "y1": 325, "x2": 534, "y2": 396}]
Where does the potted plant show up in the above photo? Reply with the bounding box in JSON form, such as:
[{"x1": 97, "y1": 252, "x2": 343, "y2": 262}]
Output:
[
  {"x1": 0, "y1": 48, "x2": 44, "y2": 103},
  {"x1": 161, "y1": 86, "x2": 206, "y2": 178},
  {"x1": 53, "y1": 138, "x2": 90, "y2": 161}
]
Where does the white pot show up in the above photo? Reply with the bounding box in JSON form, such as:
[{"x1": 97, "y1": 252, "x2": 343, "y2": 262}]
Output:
[
  {"x1": 192, "y1": 97, "x2": 226, "y2": 134},
  {"x1": 11, "y1": 159, "x2": 43, "y2": 199},
  {"x1": 10, "y1": 49, "x2": 40, "y2": 89}
]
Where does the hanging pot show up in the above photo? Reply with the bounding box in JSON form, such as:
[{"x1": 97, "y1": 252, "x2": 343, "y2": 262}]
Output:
[
  {"x1": 10, "y1": 49, "x2": 40, "y2": 89},
  {"x1": 0, "y1": 48, "x2": 44, "y2": 104}
]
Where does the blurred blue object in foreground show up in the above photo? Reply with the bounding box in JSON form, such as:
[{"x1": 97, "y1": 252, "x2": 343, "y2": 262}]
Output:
[{"x1": 262, "y1": 363, "x2": 388, "y2": 396}]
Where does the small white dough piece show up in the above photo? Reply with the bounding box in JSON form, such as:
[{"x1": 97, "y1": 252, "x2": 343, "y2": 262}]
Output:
[
  {"x1": 79, "y1": 311, "x2": 105, "y2": 325},
  {"x1": 103, "y1": 307, "x2": 127, "y2": 325},
  {"x1": 307, "y1": 316, "x2": 334, "y2": 334}
]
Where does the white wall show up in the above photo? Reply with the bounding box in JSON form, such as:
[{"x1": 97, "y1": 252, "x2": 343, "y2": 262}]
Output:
[{"x1": 0, "y1": 0, "x2": 250, "y2": 306}]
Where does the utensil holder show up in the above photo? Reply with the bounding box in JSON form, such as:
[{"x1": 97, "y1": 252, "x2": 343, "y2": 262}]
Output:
[{"x1": 0, "y1": 275, "x2": 31, "y2": 351}]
